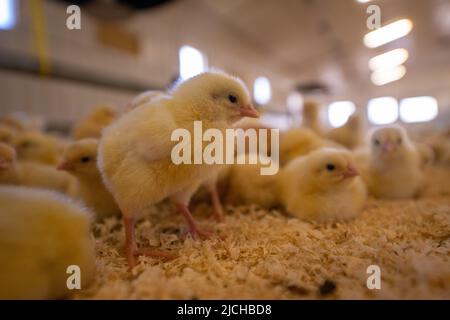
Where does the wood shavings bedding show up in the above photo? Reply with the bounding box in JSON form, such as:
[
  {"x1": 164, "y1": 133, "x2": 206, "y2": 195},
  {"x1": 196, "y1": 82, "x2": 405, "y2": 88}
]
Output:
[{"x1": 74, "y1": 166, "x2": 450, "y2": 300}]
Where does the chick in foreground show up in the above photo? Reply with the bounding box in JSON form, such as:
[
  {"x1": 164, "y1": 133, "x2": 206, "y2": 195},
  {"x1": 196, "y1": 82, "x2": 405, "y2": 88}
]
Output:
[
  {"x1": 13, "y1": 131, "x2": 61, "y2": 165},
  {"x1": 0, "y1": 185, "x2": 95, "y2": 299},
  {"x1": 359, "y1": 125, "x2": 423, "y2": 199},
  {"x1": 71, "y1": 105, "x2": 117, "y2": 140},
  {"x1": 124, "y1": 90, "x2": 167, "y2": 113},
  {"x1": 279, "y1": 148, "x2": 366, "y2": 221},
  {"x1": 326, "y1": 113, "x2": 363, "y2": 150},
  {"x1": 98, "y1": 71, "x2": 259, "y2": 267},
  {"x1": 0, "y1": 143, "x2": 75, "y2": 195},
  {"x1": 58, "y1": 139, "x2": 120, "y2": 220}
]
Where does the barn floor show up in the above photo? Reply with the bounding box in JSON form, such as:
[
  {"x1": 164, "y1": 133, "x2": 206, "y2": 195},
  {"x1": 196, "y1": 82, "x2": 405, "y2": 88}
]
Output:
[{"x1": 74, "y1": 166, "x2": 450, "y2": 300}]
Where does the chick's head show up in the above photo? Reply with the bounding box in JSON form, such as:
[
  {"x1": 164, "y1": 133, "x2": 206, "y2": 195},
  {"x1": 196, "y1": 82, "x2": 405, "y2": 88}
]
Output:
[
  {"x1": 171, "y1": 71, "x2": 259, "y2": 124},
  {"x1": 370, "y1": 125, "x2": 413, "y2": 160},
  {"x1": 89, "y1": 105, "x2": 117, "y2": 123},
  {"x1": 13, "y1": 132, "x2": 58, "y2": 164},
  {"x1": 58, "y1": 138, "x2": 99, "y2": 177},
  {"x1": 305, "y1": 148, "x2": 360, "y2": 189},
  {"x1": 0, "y1": 125, "x2": 16, "y2": 145},
  {"x1": 0, "y1": 142, "x2": 15, "y2": 170}
]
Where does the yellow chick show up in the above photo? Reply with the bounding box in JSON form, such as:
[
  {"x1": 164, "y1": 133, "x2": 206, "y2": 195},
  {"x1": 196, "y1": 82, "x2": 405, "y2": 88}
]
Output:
[
  {"x1": 98, "y1": 71, "x2": 259, "y2": 267},
  {"x1": 71, "y1": 105, "x2": 117, "y2": 140},
  {"x1": 279, "y1": 148, "x2": 366, "y2": 221},
  {"x1": 0, "y1": 185, "x2": 95, "y2": 299},
  {"x1": 125, "y1": 90, "x2": 167, "y2": 113},
  {"x1": 326, "y1": 113, "x2": 364, "y2": 150},
  {"x1": 58, "y1": 139, "x2": 120, "y2": 220},
  {"x1": 0, "y1": 142, "x2": 76, "y2": 195},
  {"x1": 361, "y1": 125, "x2": 424, "y2": 199},
  {"x1": 0, "y1": 124, "x2": 17, "y2": 145},
  {"x1": 302, "y1": 100, "x2": 323, "y2": 134},
  {"x1": 14, "y1": 131, "x2": 61, "y2": 165},
  {"x1": 226, "y1": 155, "x2": 280, "y2": 209},
  {"x1": 279, "y1": 127, "x2": 336, "y2": 166}
]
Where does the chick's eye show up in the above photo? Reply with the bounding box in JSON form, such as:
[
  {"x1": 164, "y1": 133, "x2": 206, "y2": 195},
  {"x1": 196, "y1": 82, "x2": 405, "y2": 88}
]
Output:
[
  {"x1": 80, "y1": 156, "x2": 91, "y2": 163},
  {"x1": 228, "y1": 95, "x2": 237, "y2": 103},
  {"x1": 373, "y1": 139, "x2": 380, "y2": 146},
  {"x1": 397, "y1": 138, "x2": 402, "y2": 144},
  {"x1": 326, "y1": 163, "x2": 336, "y2": 171},
  {"x1": 21, "y1": 141, "x2": 32, "y2": 148}
]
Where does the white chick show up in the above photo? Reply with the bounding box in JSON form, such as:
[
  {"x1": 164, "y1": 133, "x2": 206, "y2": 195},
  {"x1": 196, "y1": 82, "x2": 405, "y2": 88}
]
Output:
[
  {"x1": 71, "y1": 105, "x2": 117, "y2": 140},
  {"x1": 361, "y1": 125, "x2": 423, "y2": 199},
  {"x1": 58, "y1": 139, "x2": 120, "y2": 220},
  {"x1": 0, "y1": 142, "x2": 76, "y2": 195},
  {"x1": 14, "y1": 131, "x2": 61, "y2": 165},
  {"x1": 98, "y1": 71, "x2": 259, "y2": 267},
  {"x1": 0, "y1": 185, "x2": 95, "y2": 299},
  {"x1": 326, "y1": 113, "x2": 363, "y2": 150},
  {"x1": 279, "y1": 148, "x2": 366, "y2": 221}
]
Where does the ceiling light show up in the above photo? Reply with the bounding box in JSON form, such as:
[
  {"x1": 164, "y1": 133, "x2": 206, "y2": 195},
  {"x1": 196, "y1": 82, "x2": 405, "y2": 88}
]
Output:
[
  {"x1": 369, "y1": 48, "x2": 409, "y2": 71},
  {"x1": 253, "y1": 77, "x2": 271, "y2": 105},
  {"x1": 364, "y1": 19, "x2": 413, "y2": 48},
  {"x1": 328, "y1": 101, "x2": 356, "y2": 128},
  {"x1": 371, "y1": 65, "x2": 406, "y2": 86},
  {"x1": 367, "y1": 97, "x2": 399, "y2": 125}
]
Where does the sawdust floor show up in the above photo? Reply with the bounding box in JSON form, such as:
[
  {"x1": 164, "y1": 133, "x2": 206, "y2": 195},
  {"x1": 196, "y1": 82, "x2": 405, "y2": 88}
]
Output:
[{"x1": 74, "y1": 166, "x2": 450, "y2": 300}]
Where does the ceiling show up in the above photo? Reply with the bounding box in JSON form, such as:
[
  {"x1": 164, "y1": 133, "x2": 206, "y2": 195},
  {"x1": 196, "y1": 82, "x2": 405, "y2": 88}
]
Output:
[{"x1": 124, "y1": 0, "x2": 450, "y2": 110}]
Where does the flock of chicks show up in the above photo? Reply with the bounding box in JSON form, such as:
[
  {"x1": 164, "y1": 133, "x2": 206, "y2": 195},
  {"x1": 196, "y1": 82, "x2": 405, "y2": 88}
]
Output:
[{"x1": 0, "y1": 71, "x2": 449, "y2": 299}]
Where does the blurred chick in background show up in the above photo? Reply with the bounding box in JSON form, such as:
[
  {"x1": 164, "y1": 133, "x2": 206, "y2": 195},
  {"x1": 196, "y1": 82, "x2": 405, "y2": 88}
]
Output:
[
  {"x1": 302, "y1": 100, "x2": 323, "y2": 135},
  {"x1": 279, "y1": 127, "x2": 336, "y2": 166},
  {"x1": 0, "y1": 125, "x2": 16, "y2": 145},
  {"x1": 226, "y1": 154, "x2": 280, "y2": 209},
  {"x1": 0, "y1": 142, "x2": 76, "y2": 195},
  {"x1": 58, "y1": 139, "x2": 120, "y2": 220},
  {"x1": 357, "y1": 125, "x2": 423, "y2": 199},
  {"x1": 326, "y1": 113, "x2": 364, "y2": 150},
  {"x1": 71, "y1": 105, "x2": 118, "y2": 140},
  {"x1": 0, "y1": 186, "x2": 95, "y2": 299},
  {"x1": 98, "y1": 71, "x2": 259, "y2": 267},
  {"x1": 14, "y1": 131, "x2": 61, "y2": 165},
  {"x1": 279, "y1": 148, "x2": 366, "y2": 221}
]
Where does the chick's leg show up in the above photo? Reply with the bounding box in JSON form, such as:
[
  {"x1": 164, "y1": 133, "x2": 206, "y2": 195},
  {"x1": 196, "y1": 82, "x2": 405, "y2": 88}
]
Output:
[
  {"x1": 123, "y1": 217, "x2": 174, "y2": 268},
  {"x1": 174, "y1": 203, "x2": 213, "y2": 240},
  {"x1": 206, "y1": 183, "x2": 225, "y2": 223}
]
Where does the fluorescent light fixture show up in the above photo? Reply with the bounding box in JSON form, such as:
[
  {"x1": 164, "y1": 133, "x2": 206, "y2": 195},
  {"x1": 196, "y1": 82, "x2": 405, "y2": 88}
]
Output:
[
  {"x1": 371, "y1": 65, "x2": 406, "y2": 86},
  {"x1": 0, "y1": 0, "x2": 16, "y2": 30},
  {"x1": 364, "y1": 19, "x2": 413, "y2": 48},
  {"x1": 179, "y1": 45, "x2": 206, "y2": 80},
  {"x1": 328, "y1": 101, "x2": 356, "y2": 128},
  {"x1": 369, "y1": 48, "x2": 409, "y2": 71},
  {"x1": 253, "y1": 76, "x2": 271, "y2": 105},
  {"x1": 399, "y1": 96, "x2": 438, "y2": 123},
  {"x1": 368, "y1": 97, "x2": 399, "y2": 125},
  {"x1": 357, "y1": 0, "x2": 372, "y2": 3},
  {"x1": 286, "y1": 92, "x2": 303, "y2": 113}
]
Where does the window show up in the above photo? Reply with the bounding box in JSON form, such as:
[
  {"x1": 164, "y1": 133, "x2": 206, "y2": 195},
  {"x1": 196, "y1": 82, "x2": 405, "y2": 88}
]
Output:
[
  {"x1": 399, "y1": 96, "x2": 438, "y2": 123},
  {"x1": 328, "y1": 101, "x2": 356, "y2": 128},
  {"x1": 0, "y1": 0, "x2": 16, "y2": 30},
  {"x1": 368, "y1": 97, "x2": 398, "y2": 125},
  {"x1": 253, "y1": 76, "x2": 271, "y2": 105},
  {"x1": 179, "y1": 46, "x2": 206, "y2": 80}
]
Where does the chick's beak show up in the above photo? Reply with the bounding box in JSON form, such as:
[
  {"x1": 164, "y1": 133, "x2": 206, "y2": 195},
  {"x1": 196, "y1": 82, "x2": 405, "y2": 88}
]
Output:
[
  {"x1": 342, "y1": 165, "x2": 359, "y2": 178},
  {"x1": 57, "y1": 160, "x2": 74, "y2": 171},
  {"x1": 382, "y1": 142, "x2": 395, "y2": 152},
  {"x1": 239, "y1": 104, "x2": 259, "y2": 118}
]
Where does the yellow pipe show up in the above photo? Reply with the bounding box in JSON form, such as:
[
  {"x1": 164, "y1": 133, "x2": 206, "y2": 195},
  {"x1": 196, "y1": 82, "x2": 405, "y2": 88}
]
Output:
[{"x1": 29, "y1": 0, "x2": 51, "y2": 75}]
